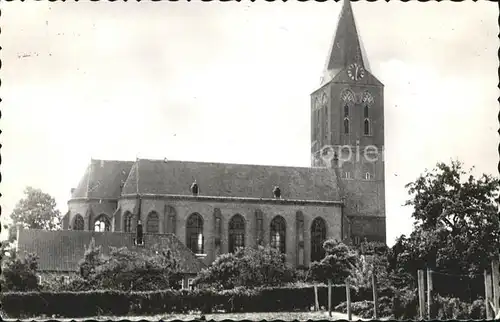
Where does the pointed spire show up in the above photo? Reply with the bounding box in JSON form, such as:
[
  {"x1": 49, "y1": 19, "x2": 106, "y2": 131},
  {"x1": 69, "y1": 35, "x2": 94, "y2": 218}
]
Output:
[{"x1": 321, "y1": 0, "x2": 371, "y2": 85}]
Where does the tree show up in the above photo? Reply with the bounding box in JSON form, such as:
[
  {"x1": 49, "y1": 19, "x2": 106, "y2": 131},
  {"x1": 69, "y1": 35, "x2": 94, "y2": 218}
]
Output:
[
  {"x1": 401, "y1": 160, "x2": 500, "y2": 275},
  {"x1": 309, "y1": 239, "x2": 358, "y2": 284},
  {"x1": 8, "y1": 187, "x2": 61, "y2": 242},
  {"x1": 193, "y1": 246, "x2": 295, "y2": 290},
  {"x1": 350, "y1": 241, "x2": 391, "y2": 290},
  {"x1": 0, "y1": 252, "x2": 39, "y2": 292}
]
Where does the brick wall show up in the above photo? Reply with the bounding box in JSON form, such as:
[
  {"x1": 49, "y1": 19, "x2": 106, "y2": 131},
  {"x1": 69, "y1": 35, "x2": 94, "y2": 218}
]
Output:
[{"x1": 112, "y1": 197, "x2": 342, "y2": 267}]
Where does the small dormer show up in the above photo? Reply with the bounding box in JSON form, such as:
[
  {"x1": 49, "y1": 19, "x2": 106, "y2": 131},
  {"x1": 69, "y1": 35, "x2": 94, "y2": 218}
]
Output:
[
  {"x1": 273, "y1": 185, "x2": 281, "y2": 199},
  {"x1": 190, "y1": 180, "x2": 199, "y2": 196}
]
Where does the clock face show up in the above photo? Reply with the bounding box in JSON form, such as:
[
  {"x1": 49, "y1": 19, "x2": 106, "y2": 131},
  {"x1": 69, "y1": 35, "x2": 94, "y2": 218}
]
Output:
[{"x1": 347, "y1": 63, "x2": 365, "y2": 81}]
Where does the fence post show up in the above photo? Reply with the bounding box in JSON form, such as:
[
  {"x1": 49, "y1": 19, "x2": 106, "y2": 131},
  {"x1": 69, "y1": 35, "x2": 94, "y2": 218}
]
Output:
[
  {"x1": 492, "y1": 260, "x2": 500, "y2": 315},
  {"x1": 372, "y1": 268, "x2": 378, "y2": 319},
  {"x1": 346, "y1": 279, "x2": 352, "y2": 321},
  {"x1": 485, "y1": 269, "x2": 493, "y2": 319},
  {"x1": 328, "y1": 279, "x2": 332, "y2": 316},
  {"x1": 314, "y1": 284, "x2": 319, "y2": 311},
  {"x1": 427, "y1": 268, "x2": 433, "y2": 319},
  {"x1": 417, "y1": 269, "x2": 425, "y2": 320}
]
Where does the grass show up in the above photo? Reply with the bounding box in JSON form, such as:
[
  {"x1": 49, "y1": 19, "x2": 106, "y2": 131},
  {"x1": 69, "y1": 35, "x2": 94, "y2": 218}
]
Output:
[{"x1": 5, "y1": 311, "x2": 359, "y2": 321}]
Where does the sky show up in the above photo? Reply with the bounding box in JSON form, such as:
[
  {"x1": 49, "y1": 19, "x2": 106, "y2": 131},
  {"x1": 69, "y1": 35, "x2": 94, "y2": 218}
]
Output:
[{"x1": 1, "y1": 0, "x2": 498, "y2": 246}]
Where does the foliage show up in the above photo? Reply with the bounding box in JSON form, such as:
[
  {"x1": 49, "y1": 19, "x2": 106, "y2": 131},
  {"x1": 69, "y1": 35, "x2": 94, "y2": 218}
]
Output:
[
  {"x1": 0, "y1": 284, "x2": 384, "y2": 318},
  {"x1": 77, "y1": 238, "x2": 182, "y2": 291},
  {"x1": 7, "y1": 187, "x2": 62, "y2": 242},
  {"x1": 78, "y1": 237, "x2": 105, "y2": 280},
  {"x1": 391, "y1": 287, "x2": 419, "y2": 320},
  {"x1": 308, "y1": 239, "x2": 358, "y2": 284},
  {"x1": 349, "y1": 241, "x2": 391, "y2": 290},
  {"x1": 0, "y1": 252, "x2": 39, "y2": 292},
  {"x1": 334, "y1": 297, "x2": 393, "y2": 319},
  {"x1": 193, "y1": 246, "x2": 295, "y2": 290},
  {"x1": 402, "y1": 160, "x2": 500, "y2": 275}
]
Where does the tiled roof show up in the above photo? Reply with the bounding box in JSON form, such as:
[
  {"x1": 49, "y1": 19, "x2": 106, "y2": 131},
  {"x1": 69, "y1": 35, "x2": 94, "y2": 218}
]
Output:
[
  {"x1": 17, "y1": 228, "x2": 206, "y2": 274},
  {"x1": 321, "y1": 0, "x2": 371, "y2": 85},
  {"x1": 121, "y1": 159, "x2": 340, "y2": 201},
  {"x1": 71, "y1": 160, "x2": 134, "y2": 199}
]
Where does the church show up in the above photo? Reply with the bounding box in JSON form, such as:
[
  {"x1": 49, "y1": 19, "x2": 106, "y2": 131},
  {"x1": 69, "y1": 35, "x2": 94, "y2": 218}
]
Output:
[{"x1": 17, "y1": 0, "x2": 386, "y2": 284}]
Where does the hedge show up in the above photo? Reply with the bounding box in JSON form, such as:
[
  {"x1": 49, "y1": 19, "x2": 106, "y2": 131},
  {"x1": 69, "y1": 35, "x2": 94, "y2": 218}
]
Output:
[{"x1": 0, "y1": 284, "x2": 388, "y2": 318}]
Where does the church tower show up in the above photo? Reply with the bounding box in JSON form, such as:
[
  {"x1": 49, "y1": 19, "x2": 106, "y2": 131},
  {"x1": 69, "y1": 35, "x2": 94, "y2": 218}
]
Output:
[{"x1": 311, "y1": 0, "x2": 386, "y2": 244}]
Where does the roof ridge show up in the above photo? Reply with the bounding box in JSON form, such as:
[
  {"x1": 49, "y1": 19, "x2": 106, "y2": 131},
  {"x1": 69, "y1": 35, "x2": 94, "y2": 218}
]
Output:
[{"x1": 138, "y1": 158, "x2": 336, "y2": 172}]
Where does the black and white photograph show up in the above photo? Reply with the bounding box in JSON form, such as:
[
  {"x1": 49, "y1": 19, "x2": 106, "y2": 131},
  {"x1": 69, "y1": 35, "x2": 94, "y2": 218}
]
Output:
[{"x1": 1, "y1": 0, "x2": 499, "y2": 320}]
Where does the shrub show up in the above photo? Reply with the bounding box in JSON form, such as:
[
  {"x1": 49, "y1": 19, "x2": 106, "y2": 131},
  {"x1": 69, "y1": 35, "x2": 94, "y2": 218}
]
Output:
[
  {"x1": 77, "y1": 241, "x2": 182, "y2": 291},
  {"x1": 0, "y1": 284, "x2": 385, "y2": 318},
  {"x1": 309, "y1": 240, "x2": 358, "y2": 285},
  {"x1": 391, "y1": 288, "x2": 418, "y2": 320},
  {"x1": 469, "y1": 298, "x2": 486, "y2": 320},
  {"x1": 193, "y1": 246, "x2": 295, "y2": 290},
  {"x1": 334, "y1": 296, "x2": 393, "y2": 318},
  {"x1": 0, "y1": 252, "x2": 39, "y2": 292},
  {"x1": 432, "y1": 295, "x2": 485, "y2": 320}
]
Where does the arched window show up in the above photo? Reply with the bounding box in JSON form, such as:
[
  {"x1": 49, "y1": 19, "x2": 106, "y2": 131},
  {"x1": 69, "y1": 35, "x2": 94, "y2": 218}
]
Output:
[
  {"x1": 229, "y1": 214, "x2": 245, "y2": 253},
  {"x1": 270, "y1": 216, "x2": 286, "y2": 254},
  {"x1": 311, "y1": 217, "x2": 327, "y2": 262},
  {"x1": 186, "y1": 213, "x2": 204, "y2": 254},
  {"x1": 123, "y1": 212, "x2": 133, "y2": 232},
  {"x1": 344, "y1": 118, "x2": 350, "y2": 134},
  {"x1": 147, "y1": 212, "x2": 159, "y2": 233},
  {"x1": 73, "y1": 214, "x2": 84, "y2": 231},
  {"x1": 94, "y1": 215, "x2": 110, "y2": 232},
  {"x1": 365, "y1": 172, "x2": 372, "y2": 180},
  {"x1": 344, "y1": 104, "x2": 349, "y2": 118},
  {"x1": 364, "y1": 119, "x2": 370, "y2": 135},
  {"x1": 364, "y1": 105, "x2": 369, "y2": 118}
]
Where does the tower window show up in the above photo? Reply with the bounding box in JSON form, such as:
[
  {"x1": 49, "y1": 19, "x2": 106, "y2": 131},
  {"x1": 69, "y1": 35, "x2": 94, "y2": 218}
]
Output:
[
  {"x1": 344, "y1": 171, "x2": 351, "y2": 179},
  {"x1": 365, "y1": 172, "x2": 372, "y2": 180},
  {"x1": 364, "y1": 119, "x2": 370, "y2": 135},
  {"x1": 344, "y1": 104, "x2": 349, "y2": 118},
  {"x1": 344, "y1": 118, "x2": 350, "y2": 134},
  {"x1": 364, "y1": 105, "x2": 369, "y2": 118}
]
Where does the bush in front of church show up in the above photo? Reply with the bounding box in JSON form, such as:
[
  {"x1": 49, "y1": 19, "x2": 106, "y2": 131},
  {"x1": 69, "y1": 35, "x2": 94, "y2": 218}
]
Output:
[
  {"x1": 309, "y1": 239, "x2": 358, "y2": 285},
  {"x1": 193, "y1": 246, "x2": 295, "y2": 290},
  {"x1": 76, "y1": 239, "x2": 183, "y2": 291}
]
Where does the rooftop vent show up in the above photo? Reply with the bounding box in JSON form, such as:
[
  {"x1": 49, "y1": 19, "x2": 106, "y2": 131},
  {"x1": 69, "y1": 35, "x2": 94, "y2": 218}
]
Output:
[
  {"x1": 273, "y1": 185, "x2": 281, "y2": 199},
  {"x1": 190, "y1": 180, "x2": 199, "y2": 196}
]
